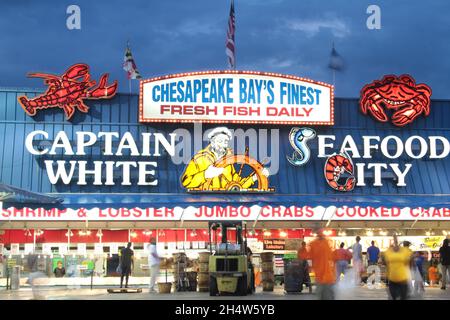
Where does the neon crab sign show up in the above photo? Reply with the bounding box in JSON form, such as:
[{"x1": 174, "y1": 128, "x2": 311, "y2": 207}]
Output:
[
  {"x1": 18, "y1": 63, "x2": 118, "y2": 120},
  {"x1": 360, "y1": 74, "x2": 432, "y2": 127}
]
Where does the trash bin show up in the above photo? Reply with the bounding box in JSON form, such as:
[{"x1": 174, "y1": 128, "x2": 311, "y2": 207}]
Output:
[
  {"x1": 11, "y1": 266, "x2": 20, "y2": 290},
  {"x1": 283, "y1": 259, "x2": 303, "y2": 293}
]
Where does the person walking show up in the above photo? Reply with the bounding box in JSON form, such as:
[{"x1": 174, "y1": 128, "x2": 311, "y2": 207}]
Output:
[
  {"x1": 412, "y1": 251, "x2": 425, "y2": 296},
  {"x1": 334, "y1": 242, "x2": 352, "y2": 282},
  {"x1": 308, "y1": 229, "x2": 336, "y2": 300},
  {"x1": 383, "y1": 234, "x2": 413, "y2": 300},
  {"x1": 438, "y1": 238, "x2": 450, "y2": 290},
  {"x1": 148, "y1": 237, "x2": 161, "y2": 292},
  {"x1": 297, "y1": 241, "x2": 312, "y2": 293},
  {"x1": 27, "y1": 254, "x2": 47, "y2": 299},
  {"x1": 367, "y1": 241, "x2": 380, "y2": 266},
  {"x1": 119, "y1": 242, "x2": 134, "y2": 288},
  {"x1": 351, "y1": 236, "x2": 363, "y2": 285}
]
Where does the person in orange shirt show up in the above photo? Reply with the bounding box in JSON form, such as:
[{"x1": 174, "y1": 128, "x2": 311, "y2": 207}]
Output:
[
  {"x1": 297, "y1": 241, "x2": 308, "y2": 260},
  {"x1": 308, "y1": 229, "x2": 336, "y2": 300},
  {"x1": 428, "y1": 260, "x2": 439, "y2": 287}
]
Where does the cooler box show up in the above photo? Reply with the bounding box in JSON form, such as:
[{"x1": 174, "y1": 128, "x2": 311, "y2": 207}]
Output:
[{"x1": 283, "y1": 259, "x2": 303, "y2": 293}]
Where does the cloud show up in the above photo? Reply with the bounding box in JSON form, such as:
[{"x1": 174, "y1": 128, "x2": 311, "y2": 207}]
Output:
[
  {"x1": 243, "y1": 0, "x2": 285, "y2": 6},
  {"x1": 153, "y1": 19, "x2": 222, "y2": 39},
  {"x1": 264, "y1": 57, "x2": 297, "y2": 69},
  {"x1": 240, "y1": 57, "x2": 318, "y2": 75},
  {"x1": 285, "y1": 15, "x2": 350, "y2": 38}
]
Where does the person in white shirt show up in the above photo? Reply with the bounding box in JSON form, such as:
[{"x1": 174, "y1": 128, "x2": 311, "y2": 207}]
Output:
[
  {"x1": 351, "y1": 236, "x2": 363, "y2": 285},
  {"x1": 147, "y1": 237, "x2": 161, "y2": 292}
]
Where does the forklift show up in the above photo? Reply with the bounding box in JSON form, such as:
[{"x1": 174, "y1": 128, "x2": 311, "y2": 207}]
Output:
[{"x1": 208, "y1": 221, "x2": 254, "y2": 296}]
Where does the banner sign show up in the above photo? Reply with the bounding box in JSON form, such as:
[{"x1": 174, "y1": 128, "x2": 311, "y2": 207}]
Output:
[
  {"x1": 1, "y1": 205, "x2": 449, "y2": 221},
  {"x1": 77, "y1": 243, "x2": 87, "y2": 255},
  {"x1": 10, "y1": 243, "x2": 19, "y2": 255},
  {"x1": 94, "y1": 243, "x2": 103, "y2": 254},
  {"x1": 305, "y1": 236, "x2": 445, "y2": 252},
  {"x1": 140, "y1": 71, "x2": 334, "y2": 125},
  {"x1": 24, "y1": 243, "x2": 34, "y2": 254}
]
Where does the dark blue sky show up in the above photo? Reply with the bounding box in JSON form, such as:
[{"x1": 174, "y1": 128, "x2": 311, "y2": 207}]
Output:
[{"x1": 1, "y1": 0, "x2": 449, "y2": 98}]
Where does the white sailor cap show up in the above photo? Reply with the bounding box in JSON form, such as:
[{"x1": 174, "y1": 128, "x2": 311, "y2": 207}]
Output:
[{"x1": 207, "y1": 127, "x2": 232, "y2": 140}]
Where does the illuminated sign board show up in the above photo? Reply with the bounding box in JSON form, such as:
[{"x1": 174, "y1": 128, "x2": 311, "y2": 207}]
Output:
[
  {"x1": 18, "y1": 63, "x2": 118, "y2": 120},
  {"x1": 360, "y1": 74, "x2": 431, "y2": 127},
  {"x1": 263, "y1": 239, "x2": 286, "y2": 250},
  {"x1": 140, "y1": 71, "x2": 334, "y2": 125}
]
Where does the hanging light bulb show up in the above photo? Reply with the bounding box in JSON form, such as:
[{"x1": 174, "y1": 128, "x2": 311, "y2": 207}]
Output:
[
  {"x1": 279, "y1": 231, "x2": 287, "y2": 238},
  {"x1": 65, "y1": 230, "x2": 74, "y2": 237},
  {"x1": 263, "y1": 230, "x2": 272, "y2": 237},
  {"x1": 366, "y1": 230, "x2": 374, "y2": 237},
  {"x1": 323, "y1": 229, "x2": 333, "y2": 237},
  {"x1": 130, "y1": 230, "x2": 137, "y2": 238},
  {"x1": 143, "y1": 230, "x2": 152, "y2": 236},
  {"x1": 379, "y1": 230, "x2": 388, "y2": 236},
  {"x1": 96, "y1": 230, "x2": 103, "y2": 237}
]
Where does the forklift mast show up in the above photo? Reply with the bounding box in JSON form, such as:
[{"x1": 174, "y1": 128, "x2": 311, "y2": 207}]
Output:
[{"x1": 208, "y1": 221, "x2": 248, "y2": 254}]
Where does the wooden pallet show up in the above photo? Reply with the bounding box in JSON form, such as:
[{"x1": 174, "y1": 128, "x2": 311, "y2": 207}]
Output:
[{"x1": 107, "y1": 288, "x2": 143, "y2": 294}]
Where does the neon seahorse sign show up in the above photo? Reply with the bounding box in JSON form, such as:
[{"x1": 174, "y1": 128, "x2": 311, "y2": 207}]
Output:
[{"x1": 287, "y1": 127, "x2": 316, "y2": 166}]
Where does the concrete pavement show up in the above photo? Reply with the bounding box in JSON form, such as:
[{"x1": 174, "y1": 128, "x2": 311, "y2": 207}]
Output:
[{"x1": 1, "y1": 284, "x2": 449, "y2": 300}]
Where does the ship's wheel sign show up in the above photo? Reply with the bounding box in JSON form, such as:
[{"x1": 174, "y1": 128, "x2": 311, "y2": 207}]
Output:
[
  {"x1": 181, "y1": 127, "x2": 273, "y2": 192},
  {"x1": 360, "y1": 74, "x2": 432, "y2": 127},
  {"x1": 18, "y1": 63, "x2": 118, "y2": 120}
]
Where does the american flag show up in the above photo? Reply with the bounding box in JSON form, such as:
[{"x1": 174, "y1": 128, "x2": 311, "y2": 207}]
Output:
[{"x1": 225, "y1": 0, "x2": 236, "y2": 69}]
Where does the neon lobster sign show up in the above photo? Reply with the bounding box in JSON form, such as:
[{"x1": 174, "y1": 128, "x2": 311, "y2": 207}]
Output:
[{"x1": 18, "y1": 63, "x2": 118, "y2": 120}]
